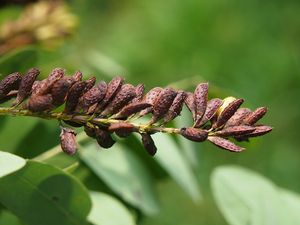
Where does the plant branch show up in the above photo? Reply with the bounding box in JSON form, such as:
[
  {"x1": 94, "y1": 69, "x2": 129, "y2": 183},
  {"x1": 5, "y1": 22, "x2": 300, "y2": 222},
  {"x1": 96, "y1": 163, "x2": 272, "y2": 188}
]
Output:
[{"x1": 0, "y1": 107, "x2": 181, "y2": 135}]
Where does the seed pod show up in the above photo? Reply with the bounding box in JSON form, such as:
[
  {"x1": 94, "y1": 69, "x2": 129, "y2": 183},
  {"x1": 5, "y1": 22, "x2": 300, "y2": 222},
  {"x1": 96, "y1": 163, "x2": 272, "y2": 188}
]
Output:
[
  {"x1": 139, "y1": 87, "x2": 163, "y2": 116},
  {"x1": 194, "y1": 83, "x2": 208, "y2": 124},
  {"x1": 151, "y1": 87, "x2": 177, "y2": 123},
  {"x1": 224, "y1": 108, "x2": 252, "y2": 128},
  {"x1": 163, "y1": 91, "x2": 187, "y2": 123},
  {"x1": 108, "y1": 122, "x2": 136, "y2": 137},
  {"x1": 214, "y1": 125, "x2": 255, "y2": 137},
  {"x1": 14, "y1": 68, "x2": 40, "y2": 106},
  {"x1": 27, "y1": 94, "x2": 53, "y2": 112},
  {"x1": 141, "y1": 133, "x2": 157, "y2": 156},
  {"x1": 0, "y1": 90, "x2": 18, "y2": 104},
  {"x1": 84, "y1": 126, "x2": 96, "y2": 138},
  {"x1": 214, "y1": 98, "x2": 244, "y2": 128},
  {"x1": 131, "y1": 83, "x2": 145, "y2": 103},
  {"x1": 72, "y1": 71, "x2": 83, "y2": 82},
  {"x1": 96, "y1": 76, "x2": 124, "y2": 112},
  {"x1": 60, "y1": 127, "x2": 77, "y2": 155},
  {"x1": 64, "y1": 81, "x2": 87, "y2": 114},
  {"x1": 95, "y1": 129, "x2": 116, "y2": 149},
  {"x1": 180, "y1": 127, "x2": 208, "y2": 142},
  {"x1": 114, "y1": 102, "x2": 152, "y2": 119},
  {"x1": 79, "y1": 81, "x2": 107, "y2": 112},
  {"x1": 35, "y1": 68, "x2": 64, "y2": 95},
  {"x1": 0, "y1": 72, "x2": 22, "y2": 98},
  {"x1": 216, "y1": 97, "x2": 236, "y2": 116},
  {"x1": 83, "y1": 76, "x2": 96, "y2": 93},
  {"x1": 208, "y1": 136, "x2": 244, "y2": 152},
  {"x1": 239, "y1": 125, "x2": 273, "y2": 138},
  {"x1": 101, "y1": 84, "x2": 136, "y2": 116},
  {"x1": 184, "y1": 92, "x2": 196, "y2": 120},
  {"x1": 32, "y1": 81, "x2": 42, "y2": 94},
  {"x1": 243, "y1": 107, "x2": 268, "y2": 125},
  {"x1": 195, "y1": 98, "x2": 223, "y2": 127},
  {"x1": 51, "y1": 77, "x2": 74, "y2": 106}
]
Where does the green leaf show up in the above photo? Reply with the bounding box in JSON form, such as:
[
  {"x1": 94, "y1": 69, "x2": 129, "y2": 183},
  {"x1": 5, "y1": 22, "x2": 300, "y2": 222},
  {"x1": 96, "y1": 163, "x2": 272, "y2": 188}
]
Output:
[
  {"x1": 0, "y1": 117, "x2": 38, "y2": 153},
  {"x1": 151, "y1": 133, "x2": 201, "y2": 201},
  {"x1": 0, "y1": 151, "x2": 26, "y2": 178},
  {"x1": 0, "y1": 47, "x2": 37, "y2": 77},
  {"x1": 79, "y1": 143, "x2": 159, "y2": 215},
  {"x1": 88, "y1": 191, "x2": 136, "y2": 225},
  {"x1": 175, "y1": 107, "x2": 199, "y2": 169},
  {"x1": 84, "y1": 51, "x2": 127, "y2": 78},
  {"x1": 0, "y1": 161, "x2": 92, "y2": 225},
  {"x1": 0, "y1": 210, "x2": 23, "y2": 225},
  {"x1": 211, "y1": 165, "x2": 300, "y2": 225},
  {"x1": 278, "y1": 189, "x2": 300, "y2": 224}
]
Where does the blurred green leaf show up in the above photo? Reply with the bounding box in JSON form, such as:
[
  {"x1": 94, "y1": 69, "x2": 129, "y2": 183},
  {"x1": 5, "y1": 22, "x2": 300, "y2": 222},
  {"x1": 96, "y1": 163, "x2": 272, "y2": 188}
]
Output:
[
  {"x1": 84, "y1": 51, "x2": 127, "y2": 78},
  {"x1": 88, "y1": 191, "x2": 136, "y2": 225},
  {"x1": 0, "y1": 210, "x2": 23, "y2": 225},
  {"x1": 79, "y1": 143, "x2": 159, "y2": 215},
  {"x1": 0, "y1": 117, "x2": 38, "y2": 153},
  {"x1": 0, "y1": 151, "x2": 26, "y2": 178},
  {"x1": 0, "y1": 47, "x2": 37, "y2": 77},
  {"x1": 175, "y1": 107, "x2": 199, "y2": 170},
  {"x1": 211, "y1": 166, "x2": 300, "y2": 225},
  {"x1": 151, "y1": 133, "x2": 201, "y2": 201},
  {"x1": 0, "y1": 161, "x2": 92, "y2": 225},
  {"x1": 278, "y1": 189, "x2": 300, "y2": 224}
]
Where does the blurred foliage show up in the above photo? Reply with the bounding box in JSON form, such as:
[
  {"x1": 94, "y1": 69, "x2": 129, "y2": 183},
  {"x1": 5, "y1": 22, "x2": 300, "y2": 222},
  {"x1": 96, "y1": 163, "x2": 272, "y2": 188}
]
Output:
[{"x1": 0, "y1": 0, "x2": 299, "y2": 224}]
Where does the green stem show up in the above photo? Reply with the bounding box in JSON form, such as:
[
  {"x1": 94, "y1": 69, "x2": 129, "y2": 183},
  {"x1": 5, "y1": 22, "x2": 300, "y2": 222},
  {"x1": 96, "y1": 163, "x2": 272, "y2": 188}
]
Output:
[
  {"x1": 0, "y1": 107, "x2": 181, "y2": 134},
  {"x1": 1, "y1": 106, "x2": 181, "y2": 161}
]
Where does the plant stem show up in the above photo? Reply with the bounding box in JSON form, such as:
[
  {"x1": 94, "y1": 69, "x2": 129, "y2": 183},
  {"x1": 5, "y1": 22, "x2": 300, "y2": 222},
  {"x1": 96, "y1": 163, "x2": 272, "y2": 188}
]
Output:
[{"x1": 0, "y1": 107, "x2": 181, "y2": 134}]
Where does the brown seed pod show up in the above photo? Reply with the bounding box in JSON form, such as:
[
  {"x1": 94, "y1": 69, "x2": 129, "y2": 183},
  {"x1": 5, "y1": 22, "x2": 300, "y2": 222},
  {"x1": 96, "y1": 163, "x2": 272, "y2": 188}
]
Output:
[
  {"x1": 84, "y1": 126, "x2": 96, "y2": 138},
  {"x1": 151, "y1": 87, "x2": 177, "y2": 123},
  {"x1": 194, "y1": 83, "x2": 208, "y2": 124},
  {"x1": 108, "y1": 122, "x2": 137, "y2": 137},
  {"x1": 27, "y1": 94, "x2": 53, "y2": 112},
  {"x1": 51, "y1": 77, "x2": 74, "y2": 106},
  {"x1": 214, "y1": 125, "x2": 255, "y2": 137},
  {"x1": 35, "y1": 68, "x2": 64, "y2": 95},
  {"x1": 14, "y1": 68, "x2": 40, "y2": 106},
  {"x1": 139, "y1": 87, "x2": 163, "y2": 116},
  {"x1": 83, "y1": 76, "x2": 97, "y2": 93},
  {"x1": 64, "y1": 81, "x2": 87, "y2": 114},
  {"x1": 180, "y1": 127, "x2": 208, "y2": 142},
  {"x1": 243, "y1": 107, "x2": 268, "y2": 125},
  {"x1": 79, "y1": 81, "x2": 107, "y2": 112},
  {"x1": 101, "y1": 84, "x2": 136, "y2": 116},
  {"x1": 224, "y1": 108, "x2": 252, "y2": 128},
  {"x1": 214, "y1": 98, "x2": 244, "y2": 128},
  {"x1": 195, "y1": 98, "x2": 223, "y2": 127},
  {"x1": 60, "y1": 127, "x2": 77, "y2": 155},
  {"x1": 96, "y1": 76, "x2": 124, "y2": 112},
  {"x1": 0, "y1": 90, "x2": 18, "y2": 104},
  {"x1": 163, "y1": 91, "x2": 187, "y2": 123},
  {"x1": 0, "y1": 72, "x2": 22, "y2": 98},
  {"x1": 208, "y1": 136, "x2": 244, "y2": 152},
  {"x1": 184, "y1": 92, "x2": 196, "y2": 120},
  {"x1": 238, "y1": 125, "x2": 273, "y2": 138},
  {"x1": 131, "y1": 83, "x2": 145, "y2": 103},
  {"x1": 113, "y1": 102, "x2": 152, "y2": 119},
  {"x1": 95, "y1": 129, "x2": 116, "y2": 149},
  {"x1": 141, "y1": 133, "x2": 157, "y2": 156},
  {"x1": 72, "y1": 71, "x2": 83, "y2": 82}
]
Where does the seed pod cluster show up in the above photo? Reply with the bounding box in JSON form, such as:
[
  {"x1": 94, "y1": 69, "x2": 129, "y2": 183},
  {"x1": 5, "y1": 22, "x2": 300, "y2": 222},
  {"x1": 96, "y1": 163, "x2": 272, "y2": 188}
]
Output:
[{"x1": 0, "y1": 68, "x2": 272, "y2": 156}]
